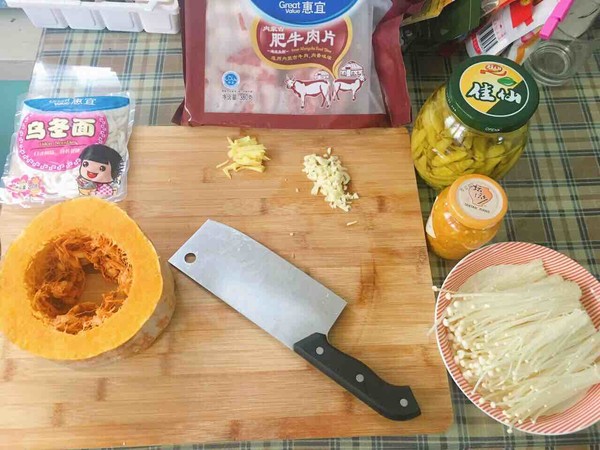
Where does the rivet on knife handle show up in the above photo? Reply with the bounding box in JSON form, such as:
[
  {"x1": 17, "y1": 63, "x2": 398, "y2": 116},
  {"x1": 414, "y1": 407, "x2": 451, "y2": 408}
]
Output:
[{"x1": 294, "y1": 332, "x2": 421, "y2": 421}]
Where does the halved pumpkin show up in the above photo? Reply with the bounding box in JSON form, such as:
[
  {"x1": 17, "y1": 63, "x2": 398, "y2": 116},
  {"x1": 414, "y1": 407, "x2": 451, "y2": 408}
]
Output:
[{"x1": 0, "y1": 197, "x2": 175, "y2": 363}]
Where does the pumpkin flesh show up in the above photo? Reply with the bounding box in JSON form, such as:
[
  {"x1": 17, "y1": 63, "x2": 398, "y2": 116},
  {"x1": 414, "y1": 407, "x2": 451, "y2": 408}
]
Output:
[{"x1": 0, "y1": 197, "x2": 175, "y2": 362}]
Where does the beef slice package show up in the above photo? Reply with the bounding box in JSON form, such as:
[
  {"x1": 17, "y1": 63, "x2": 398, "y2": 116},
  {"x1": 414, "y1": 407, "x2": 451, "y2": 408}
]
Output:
[{"x1": 174, "y1": 0, "x2": 424, "y2": 128}]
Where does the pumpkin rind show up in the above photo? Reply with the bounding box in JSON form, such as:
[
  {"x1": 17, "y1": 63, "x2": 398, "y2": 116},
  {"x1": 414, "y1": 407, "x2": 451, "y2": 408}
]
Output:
[{"x1": 0, "y1": 197, "x2": 175, "y2": 362}]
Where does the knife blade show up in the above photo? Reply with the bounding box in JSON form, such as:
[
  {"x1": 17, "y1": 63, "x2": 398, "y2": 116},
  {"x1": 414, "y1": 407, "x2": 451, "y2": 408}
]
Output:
[{"x1": 169, "y1": 220, "x2": 420, "y2": 421}]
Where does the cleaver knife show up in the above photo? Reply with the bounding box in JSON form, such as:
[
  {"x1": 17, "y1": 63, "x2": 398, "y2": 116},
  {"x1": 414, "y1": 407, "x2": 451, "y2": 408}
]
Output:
[{"x1": 169, "y1": 220, "x2": 420, "y2": 421}]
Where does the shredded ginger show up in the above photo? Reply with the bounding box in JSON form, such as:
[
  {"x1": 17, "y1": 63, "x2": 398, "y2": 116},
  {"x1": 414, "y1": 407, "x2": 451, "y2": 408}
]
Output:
[
  {"x1": 302, "y1": 148, "x2": 359, "y2": 212},
  {"x1": 217, "y1": 136, "x2": 270, "y2": 178},
  {"x1": 436, "y1": 259, "x2": 600, "y2": 431}
]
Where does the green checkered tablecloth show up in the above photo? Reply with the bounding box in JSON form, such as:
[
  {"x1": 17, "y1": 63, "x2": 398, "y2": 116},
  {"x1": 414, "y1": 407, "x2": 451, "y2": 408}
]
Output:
[{"x1": 34, "y1": 29, "x2": 599, "y2": 450}]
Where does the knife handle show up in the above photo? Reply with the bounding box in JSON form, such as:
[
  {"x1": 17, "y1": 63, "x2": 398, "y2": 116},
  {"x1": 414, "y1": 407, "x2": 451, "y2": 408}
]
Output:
[{"x1": 293, "y1": 332, "x2": 420, "y2": 421}]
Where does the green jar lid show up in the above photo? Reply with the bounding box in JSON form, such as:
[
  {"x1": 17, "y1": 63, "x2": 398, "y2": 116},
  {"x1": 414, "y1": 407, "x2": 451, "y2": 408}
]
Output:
[{"x1": 446, "y1": 55, "x2": 539, "y2": 133}]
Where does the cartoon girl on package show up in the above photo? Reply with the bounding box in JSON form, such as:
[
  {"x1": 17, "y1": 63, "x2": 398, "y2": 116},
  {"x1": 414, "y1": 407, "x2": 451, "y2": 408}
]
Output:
[{"x1": 77, "y1": 144, "x2": 124, "y2": 199}]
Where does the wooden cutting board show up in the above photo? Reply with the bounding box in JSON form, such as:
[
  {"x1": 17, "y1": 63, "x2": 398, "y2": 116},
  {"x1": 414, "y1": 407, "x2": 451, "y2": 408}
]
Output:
[{"x1": 0, "y1": 126, "x2": 452, "y2": 449}]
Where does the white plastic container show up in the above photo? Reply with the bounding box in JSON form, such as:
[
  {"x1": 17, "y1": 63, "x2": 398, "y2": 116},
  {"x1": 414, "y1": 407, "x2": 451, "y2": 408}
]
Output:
[{"x1": 6, "y1": 0, "x2": 179, "y2": 34}]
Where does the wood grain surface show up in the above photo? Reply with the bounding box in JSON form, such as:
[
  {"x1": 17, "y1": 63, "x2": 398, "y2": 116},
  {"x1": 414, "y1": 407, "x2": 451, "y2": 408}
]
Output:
[{"x1": 0, "y1": 126, "x2": 452, "y2": 448}]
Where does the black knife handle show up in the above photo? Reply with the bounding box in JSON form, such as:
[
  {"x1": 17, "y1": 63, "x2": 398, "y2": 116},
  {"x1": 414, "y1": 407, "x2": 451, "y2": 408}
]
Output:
[{"x1": 293, "y1": 332, "x2": 420, "y2": 421}]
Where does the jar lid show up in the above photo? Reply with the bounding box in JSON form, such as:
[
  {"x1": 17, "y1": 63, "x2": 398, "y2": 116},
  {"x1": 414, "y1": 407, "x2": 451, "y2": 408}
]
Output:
[
  {"x1": 448, "y1": 174, "x2": 508, "y2": 230},
  {"x1": 446, "y1": 55, "x2": 539, "y2": 133}
]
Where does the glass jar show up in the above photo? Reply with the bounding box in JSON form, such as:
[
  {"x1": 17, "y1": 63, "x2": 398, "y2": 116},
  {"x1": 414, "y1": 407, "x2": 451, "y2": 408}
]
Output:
[
  {"x1": 426, "y1": 174, "x2": 508, "y2": 260},
  {"x1": 412, "y1": 56, "x2": 539, "y2": 190},
  {"x1": 526, "y1": 0, "x2": 600, "y2": 86}
]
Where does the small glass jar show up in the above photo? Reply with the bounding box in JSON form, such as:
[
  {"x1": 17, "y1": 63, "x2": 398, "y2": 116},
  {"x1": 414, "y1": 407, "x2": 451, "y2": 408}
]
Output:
[
  {"x1": 426, "y1": 174, "x2": 508, "y2": 260},
  {"x1": 412, "y1": 56, "x2": 539, "y2": 190},
  {"x1": 525, "y1": 0, "x2": 600, "y2": 87}
]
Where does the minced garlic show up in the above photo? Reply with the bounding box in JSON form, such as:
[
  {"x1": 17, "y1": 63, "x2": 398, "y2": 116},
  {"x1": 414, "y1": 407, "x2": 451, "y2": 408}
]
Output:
[{"x1": 302, "y1": 148, "x2": 358, "y2": 212}]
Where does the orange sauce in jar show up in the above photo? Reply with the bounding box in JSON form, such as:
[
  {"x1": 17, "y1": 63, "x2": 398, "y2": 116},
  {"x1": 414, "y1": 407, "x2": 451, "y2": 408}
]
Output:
[{"x1": 426, "y1": 174, "x2": 508, "y2": 260}]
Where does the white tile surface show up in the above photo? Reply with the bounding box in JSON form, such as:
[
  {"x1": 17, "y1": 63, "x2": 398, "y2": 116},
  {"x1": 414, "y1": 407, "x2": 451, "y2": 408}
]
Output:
[{"x1": 0, "y1": 8, "x2": 42, "y2": 80}]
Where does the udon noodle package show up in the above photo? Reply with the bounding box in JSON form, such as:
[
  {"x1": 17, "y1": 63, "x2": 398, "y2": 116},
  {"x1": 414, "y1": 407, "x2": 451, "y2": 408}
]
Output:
[
  {"x1": 1, "y1": 96, "x2": 134, "y2": 207},
  {"x1": 0, "y1": 64, "x2": 135, "y2": 208},
  {"x1": 174, "y1": 0, "x2": 423, "y2": 128}
]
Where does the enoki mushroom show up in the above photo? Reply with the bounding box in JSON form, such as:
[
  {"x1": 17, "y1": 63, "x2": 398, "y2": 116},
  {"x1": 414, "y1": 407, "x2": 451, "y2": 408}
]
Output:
[{"x1": 435, "y1": 259, "x2": 600, "y2": 432}]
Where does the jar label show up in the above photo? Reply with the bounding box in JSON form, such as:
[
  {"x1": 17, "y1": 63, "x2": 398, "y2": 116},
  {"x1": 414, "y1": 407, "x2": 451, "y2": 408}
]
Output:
[
  {"x1": 425, "y1": 214, "x2": 436, "y2": 239},
  {"x1": 459, "y1": 61, "x2": 530, "y2": 119},
  {"x1": 426, "y1": 197, "x2": 438, "y2": 239},
  {"x1": 456, "y1": 178, "x2": 504, "y2": 221}
]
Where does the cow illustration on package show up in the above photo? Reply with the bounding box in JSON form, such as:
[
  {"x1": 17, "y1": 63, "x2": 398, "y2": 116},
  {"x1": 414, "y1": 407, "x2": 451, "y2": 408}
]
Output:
[
  {"x1": 333, "y1": 61, "x2": 366, "y2": 101},
  {"x1": 333, "y1": 74, "x2": 366, "y2": 101},
  {"x1": 285, "y1": 76, "x2": 332, "y2": 109}
]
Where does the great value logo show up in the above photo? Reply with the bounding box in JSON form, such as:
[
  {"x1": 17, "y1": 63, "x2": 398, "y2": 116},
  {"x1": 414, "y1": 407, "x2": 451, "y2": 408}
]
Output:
[{"x1": 250, "y1": 0, "x2": 360, "y2": 26}]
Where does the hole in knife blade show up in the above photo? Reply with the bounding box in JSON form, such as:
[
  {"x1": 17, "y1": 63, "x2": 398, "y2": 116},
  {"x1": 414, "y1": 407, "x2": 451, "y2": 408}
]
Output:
[{"x1": 184, "y1": 253, "x2": 197, "y2": 264}]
